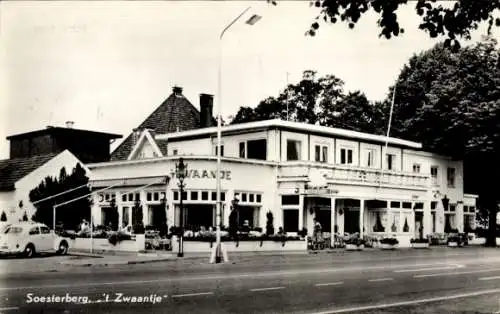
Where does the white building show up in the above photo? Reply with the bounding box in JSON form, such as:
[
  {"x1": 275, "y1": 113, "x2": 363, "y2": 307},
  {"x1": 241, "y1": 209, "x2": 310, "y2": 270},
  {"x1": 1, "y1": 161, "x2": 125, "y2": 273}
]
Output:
[{"x1": 88, "y1": 115, "x2": 477, "y2": 246}]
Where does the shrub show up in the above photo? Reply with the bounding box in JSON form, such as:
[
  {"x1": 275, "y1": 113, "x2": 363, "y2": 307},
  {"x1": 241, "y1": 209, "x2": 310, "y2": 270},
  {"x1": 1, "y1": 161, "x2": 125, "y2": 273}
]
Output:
[
  {"x1": 108, "y1": 232, "x2": 132, "y2": 245},
  {"x1": 266, "y1": 211, "x2": 274, "y2": 235},
  {"x1": 298, "y1": 228, "x2": 308, "y2": 237},
  {"x1": 345, "y1": 238, "x2": 365, "y2": 246},
  {"x1": 410, "y1": 238, "x2": 429, "y2": 244},
  {"x1": 380, "y1": 238, "x2": 399, "y2": 245},
  {"x1": 253, "y1": 227, "x2": 263, "y2": 233}
]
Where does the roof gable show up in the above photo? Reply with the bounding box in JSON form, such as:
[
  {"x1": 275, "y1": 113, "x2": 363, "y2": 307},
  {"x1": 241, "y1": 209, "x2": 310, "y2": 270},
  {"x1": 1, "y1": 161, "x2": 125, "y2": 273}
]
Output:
[
  {"x1": 0, "y1": 153, "x2": 58, "y2": 191},
  {"x1": 111, "y1": 92, "x2": 203, "y2": 161}
]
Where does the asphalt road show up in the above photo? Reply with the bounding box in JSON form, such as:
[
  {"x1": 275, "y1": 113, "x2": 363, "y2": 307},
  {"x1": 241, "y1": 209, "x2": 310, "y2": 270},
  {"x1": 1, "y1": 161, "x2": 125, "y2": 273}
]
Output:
[{"x1": 2, "y1": 248, "x2": 500, "y2": 314}]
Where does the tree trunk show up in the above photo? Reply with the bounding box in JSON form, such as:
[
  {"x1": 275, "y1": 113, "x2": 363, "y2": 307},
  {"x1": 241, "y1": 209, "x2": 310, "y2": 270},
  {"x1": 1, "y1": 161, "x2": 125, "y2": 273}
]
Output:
[{"x1": 486, "y1": 206, "x2": 498, "y2": 247}]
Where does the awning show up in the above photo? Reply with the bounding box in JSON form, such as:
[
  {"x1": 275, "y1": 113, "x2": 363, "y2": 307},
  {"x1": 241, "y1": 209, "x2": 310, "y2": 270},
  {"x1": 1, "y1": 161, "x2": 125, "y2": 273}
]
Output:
[{"x1": 90, "y1": 175, "x2": 168, "y2": 188}]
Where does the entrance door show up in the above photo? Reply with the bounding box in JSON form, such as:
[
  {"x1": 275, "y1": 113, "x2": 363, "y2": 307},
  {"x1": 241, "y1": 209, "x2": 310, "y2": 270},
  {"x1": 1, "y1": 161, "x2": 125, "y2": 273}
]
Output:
[
  {"x1": 150, "y1": 205, "x2": 166, "y2": 228},
  {"x1": 185, "y1": 205, "x2": 214, "y2": 229},
  {"x1": 415, "y1": 212, "x2": 423, "y2": 239},
  {"x1": 316, "y1": 209, "x2": 331, "y2": 233},
  {"x1": 102, "y1": 207, "x2": 118, "y2": 230}
]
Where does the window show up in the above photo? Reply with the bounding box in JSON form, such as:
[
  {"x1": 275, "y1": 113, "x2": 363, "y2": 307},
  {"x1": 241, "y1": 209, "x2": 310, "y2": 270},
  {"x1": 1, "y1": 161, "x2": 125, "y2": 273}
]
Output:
[
  {"x1": 29, "y1": 227, "x2": 39, "y2": 235},
  {"x1": 412, "y1": 164, "x2": 421, "y2": 173},
  {"x1": 256, "y1": 194, "x2": 262, "y2": 203},
  {"x1": 146, "y1": 193, "x2": 152, "y2": 202},
  {"x1": 249, "y1": 194, "x2": 254, "y2": 202},
  {"x1": 242, "y1": 193, "x2": 247, "y2": 202},
  {"x1": 247, "y1": 139, "x2": 267, "y2": 160},
  {"x1": 122, "y1": 194, "x2": 127, "y2": 202},
  {"x1": 413, "y1": 203, "x2": 424, "y2": 210},
  {"x1": 402, "y1": 202, "x2": 412, "y2": 209},
  {"x1": 173, "y1": 191, "x2": 179, "y2": 201},
  {"x1": 214, "y1": 145, "x2": 224, "y2": 156},
  {"x1": 340, "y1": 148, "x2": 353, "y2": 165},
  {"x1": 431, "y1": 166, "x2": 439, "y2": 185},
  {"x1": 431, "y1": 201, "x2": 437, "y2": 210},
  {"x1": 191, "y1": 191, "x2": 198, "y2": 201},
  {"x1": 181, "y1": 192, "x2": 187, "y2": 201},
  {"x1": 447, "y1": 167, "x2": 456, "y2": 187},
  {"x1": 282, "y1": 195, "x2": 299, "y2": 205},
  {"x1": 450, "y1": 204, "x2": 456, "y2": 212},
  {"x1": 239, "y1": 142, "x2": 245, "y2": 158},
  {"x1": 172, "y1": 149, "x2": 178, "y2": 156},
  {"x1": 201, "y1": 191, "x2": 209, "y2": 201},
  {"x1": 366, "y1": 149, "x2": 375, "y2": 167},
  {"x1": 153, "y1": 192, "x2": 159, "y2": 201},
  {"x1": 286, "y1": 140, "x2": 301, "y2": 161},
  {"x1": 315, "y1": 145, "x2": 328, "y2": 163},
  {"x1": 390, "y1": 201, "x2": 401, "y2": 208},
  {"x1": 211, "y1": 192, "x2": 217, "y2": 201},
  {"x1": 40, "y1": 226, "x2": 51, "y2": 234},
  {"x1": 469, "y1": 206, "x2": 476, "y2": 213},
  {"x1": 386, "y1": 154, "x2": 395, "y2": 170},
  {"x1": 122, "y1": 207, "x2": 129, "y2": 225}
]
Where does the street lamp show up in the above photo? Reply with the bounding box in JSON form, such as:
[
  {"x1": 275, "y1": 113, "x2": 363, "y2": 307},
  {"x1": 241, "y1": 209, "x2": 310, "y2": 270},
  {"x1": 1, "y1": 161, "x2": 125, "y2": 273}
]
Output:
[
  {"x1": 214, "y1": 6, "x2": 262, "y2": 264},
  {"x1": 176, "y1": 158, "x2": 187, "y2": 257}
]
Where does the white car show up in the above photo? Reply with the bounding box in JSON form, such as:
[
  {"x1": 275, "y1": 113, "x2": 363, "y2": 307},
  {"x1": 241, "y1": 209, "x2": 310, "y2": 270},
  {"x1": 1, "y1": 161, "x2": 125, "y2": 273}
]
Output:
[{"x1": 0, "y1": 222, "x2": 70, "y2": 257}]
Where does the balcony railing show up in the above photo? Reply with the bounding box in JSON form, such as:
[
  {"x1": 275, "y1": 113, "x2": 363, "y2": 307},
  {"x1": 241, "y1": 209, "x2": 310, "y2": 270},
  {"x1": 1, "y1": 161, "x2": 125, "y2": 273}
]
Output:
[{"x1": 279, "y1": 162, "x2": 430, "y2": 189}]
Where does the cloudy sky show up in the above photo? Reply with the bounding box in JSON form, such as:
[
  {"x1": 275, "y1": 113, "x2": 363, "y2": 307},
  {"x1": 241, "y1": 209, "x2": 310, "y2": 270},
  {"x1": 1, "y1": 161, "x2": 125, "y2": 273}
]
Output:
[{"x1": 1, "y1": 1, "x2": 498, "y2": 159}]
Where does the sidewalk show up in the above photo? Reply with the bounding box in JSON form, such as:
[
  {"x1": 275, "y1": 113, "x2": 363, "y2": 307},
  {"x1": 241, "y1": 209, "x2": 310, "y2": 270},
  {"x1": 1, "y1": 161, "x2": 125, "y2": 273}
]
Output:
[{"x1": 64, "y1": 249, "x2": 308, "y2": 266}]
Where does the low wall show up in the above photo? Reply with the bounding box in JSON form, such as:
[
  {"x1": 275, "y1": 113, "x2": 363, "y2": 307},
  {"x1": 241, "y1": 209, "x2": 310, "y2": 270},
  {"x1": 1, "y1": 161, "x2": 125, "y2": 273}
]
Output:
[
  {"x1": 171, "y1": 237, "x2": 307, "y2": 253},
  {"x1": 70, "y1": 238, "x2": 140, "y2": 252}
]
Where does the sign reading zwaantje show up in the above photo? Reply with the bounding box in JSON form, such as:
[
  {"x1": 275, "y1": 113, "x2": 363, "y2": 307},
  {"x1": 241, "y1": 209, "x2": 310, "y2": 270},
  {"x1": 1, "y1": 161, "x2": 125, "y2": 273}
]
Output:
[{"x1": 169, "y1": 169, "x2": 232, "y2": 180}]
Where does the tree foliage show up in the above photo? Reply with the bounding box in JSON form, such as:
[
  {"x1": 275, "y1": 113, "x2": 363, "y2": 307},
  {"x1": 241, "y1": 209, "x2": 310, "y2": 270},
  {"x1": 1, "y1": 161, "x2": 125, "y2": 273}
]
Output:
[
  {"x1": 231, "y1": 70, "x2": 382, "y2": 133},
  {"x1": 29, "y1": 163, "x2": 91, "y2": 230},
  {"x1": 269, "y1": 0, "x2": 500, "y2": 51}
]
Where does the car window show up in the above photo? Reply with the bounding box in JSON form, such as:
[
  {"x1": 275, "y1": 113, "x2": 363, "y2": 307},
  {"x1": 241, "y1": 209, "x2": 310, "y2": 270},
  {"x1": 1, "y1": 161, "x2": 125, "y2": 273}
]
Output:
[
  {"x1": 40, "y1": 226, "x2": 51, "y2": 234},
  {"x1": 28, "y1": 227, "x2": 40, "y2": 235},
  {"x1": 4, "y1": 226, "x2": 22, "y2": 234}
]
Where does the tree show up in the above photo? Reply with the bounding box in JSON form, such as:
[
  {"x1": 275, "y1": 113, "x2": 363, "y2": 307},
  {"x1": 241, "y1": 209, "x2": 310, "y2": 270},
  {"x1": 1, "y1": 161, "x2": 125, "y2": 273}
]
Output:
[
  {"x1": 231, "y1": 70, "x2": 380, "y2": 132},
  {"x1": 22, "y1": 212, "x2": 28, "y2": 222},
  {"x1": 269, "y1": 0, "x2": 500, "y2": 50},
  {"x1": 0, "y1": 211, "x2": 7, "y2": 222},
  {"x1": 380, "y1": 38, "x2": 500, "y2": 246},
  {"x1": 132, "y1": 199, "x2": 144, "y2": 234},
  {"x1": 29, "y1": 163, "x2": 91, "y2": 230}
]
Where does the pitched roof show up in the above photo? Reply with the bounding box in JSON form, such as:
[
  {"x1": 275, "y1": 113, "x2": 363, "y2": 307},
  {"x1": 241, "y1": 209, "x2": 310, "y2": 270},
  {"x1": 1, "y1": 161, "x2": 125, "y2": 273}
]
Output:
[
  {"x1": 111, "y1": 91, "x2": 210, "y2": 161},
  {"x1": 0, "y1": 153, "x2": 58, "y2": 191}
]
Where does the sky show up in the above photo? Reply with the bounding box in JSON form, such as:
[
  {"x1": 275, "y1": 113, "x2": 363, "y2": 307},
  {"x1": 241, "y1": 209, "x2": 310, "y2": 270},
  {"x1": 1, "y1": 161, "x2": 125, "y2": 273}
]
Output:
[{"x1": 1, "y1": 1, "x2": 498, "y2": 160}]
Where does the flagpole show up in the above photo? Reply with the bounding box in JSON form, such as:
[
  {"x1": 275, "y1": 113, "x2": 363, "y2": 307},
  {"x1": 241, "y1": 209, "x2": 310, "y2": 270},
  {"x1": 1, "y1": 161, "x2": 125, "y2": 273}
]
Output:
[
  {"x1": 286, "y1": 72, "x2": 290, "y2": 121},
  {"x1": 379, "y1": 85, "x2": 396, "y2": 187}
]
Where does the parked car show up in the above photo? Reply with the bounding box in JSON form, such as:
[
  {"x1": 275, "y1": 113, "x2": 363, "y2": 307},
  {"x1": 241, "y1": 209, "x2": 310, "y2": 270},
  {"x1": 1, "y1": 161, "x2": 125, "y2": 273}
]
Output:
[{"x1": 0, "y1": 222, "x2": 70, "y2": 257}]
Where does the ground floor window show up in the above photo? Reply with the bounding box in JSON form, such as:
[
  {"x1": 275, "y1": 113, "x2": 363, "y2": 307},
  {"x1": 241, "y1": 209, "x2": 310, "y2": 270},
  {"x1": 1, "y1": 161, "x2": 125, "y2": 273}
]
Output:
[
  {"x1": 122, "y1": 207, "x2": 130, "y2": 227},
  {"x1": 149, "y1": 204, "x2": 167, "y2": 228},
  {"x1": 464, "y1": 214, "x2": 474, "y2": 232},
  {"x1": 445, "y1": 213, "x2": 456, "y2": 232},
  {"x1": 344, "y1": 209, "x2": 360, "y2": 234},
  {"x1": 175, "y1": 204, "x2": 217, "y2": 230},
  {"x1": 101, "y1": 207, "x2": 118, "y2": 230},
  {"x1": 237, "y1": 205, "x2": 260, "y2": 229},
  {"x1": 283, "y1": 209, "x2": 299, "y2": 232}
]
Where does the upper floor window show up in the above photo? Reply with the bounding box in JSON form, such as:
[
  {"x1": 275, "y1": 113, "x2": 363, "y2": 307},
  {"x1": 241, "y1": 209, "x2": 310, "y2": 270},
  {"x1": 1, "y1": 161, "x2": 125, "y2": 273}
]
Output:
[
  {"x1": 239, "y1": 139, "x2": 267, "y2": 160},
  {"x1": 412, "y1": 163, "x2": 421, "y2": 173},
  {"x1": 386, "y1": 154, "x2": 396, "y2": 170},
  {"x1": 365, "y1": 149, "x2": 375, "y2": 167},
  {"x1": 314, "y1": 145, "x2": 328, "y2": 163},
  {"x1": 430, "y1": 166, "x2": 439, "y2": 185},
  {"x1": 340, "y1": 148, "x2": 353, "y2": 165},
  {"x1": 214, "y1": 145, "x2": 224, "y2": 157},
  {"x1": 172, "y1": 149, "x2": 178, "y2": 156},
  {"x1": 447, "y1": 167, "x2": 456, "y2": 188},
  {"x1": 286, "y1": 140, "x2": 301, "y2": 161}
]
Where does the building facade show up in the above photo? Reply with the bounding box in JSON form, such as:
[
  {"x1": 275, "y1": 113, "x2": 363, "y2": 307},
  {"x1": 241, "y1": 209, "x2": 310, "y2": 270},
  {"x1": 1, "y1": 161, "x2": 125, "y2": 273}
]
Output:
[{"x1": 88, "y1": 119, "x2": 477, "y2": 246}]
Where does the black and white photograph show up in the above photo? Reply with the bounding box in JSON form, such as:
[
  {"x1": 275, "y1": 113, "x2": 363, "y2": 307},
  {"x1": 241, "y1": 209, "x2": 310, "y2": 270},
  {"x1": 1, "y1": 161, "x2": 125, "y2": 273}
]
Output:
[{"x1": 1, "y1": 1, "x2": 500, "y2": 313}]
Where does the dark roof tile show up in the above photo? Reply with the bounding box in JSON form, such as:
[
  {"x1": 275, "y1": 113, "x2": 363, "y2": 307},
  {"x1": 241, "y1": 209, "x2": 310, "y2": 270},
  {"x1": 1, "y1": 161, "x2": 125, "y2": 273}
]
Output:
[
  {"x1": 0, "y1": 154, "x2": 58, "y2": 191},
  {"x1": 111, "y1": 93, "x2": 205, "y2": 161}
]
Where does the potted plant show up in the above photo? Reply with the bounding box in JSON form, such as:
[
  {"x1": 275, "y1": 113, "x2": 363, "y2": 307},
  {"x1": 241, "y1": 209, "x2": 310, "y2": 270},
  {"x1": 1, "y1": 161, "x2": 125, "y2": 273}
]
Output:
[
  {"x1": 380, "y1": 237, "x2": 399, "y2": 250},
  {"x1": 345, "y1": 237, "x2": 365, "y2": 251},
  {"x1": 410, "y1": 238, "x2": 430, "y2": 249},
  {"x1": 447, "y1": 233, "x2": 463, "y2": 247}
]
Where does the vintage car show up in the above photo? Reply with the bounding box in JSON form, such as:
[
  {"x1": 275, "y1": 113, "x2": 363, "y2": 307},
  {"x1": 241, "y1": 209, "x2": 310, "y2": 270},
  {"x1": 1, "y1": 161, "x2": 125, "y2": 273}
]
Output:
[{"x1": 0, "y1": 222, "x2": 70, "y2": 257}]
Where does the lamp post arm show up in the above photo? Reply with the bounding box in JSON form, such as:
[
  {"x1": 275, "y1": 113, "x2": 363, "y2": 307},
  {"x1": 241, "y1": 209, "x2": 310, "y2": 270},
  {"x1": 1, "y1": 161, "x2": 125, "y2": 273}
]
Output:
[{"x1": 220, "y1": 6, "x2": 251, "y2": 40}]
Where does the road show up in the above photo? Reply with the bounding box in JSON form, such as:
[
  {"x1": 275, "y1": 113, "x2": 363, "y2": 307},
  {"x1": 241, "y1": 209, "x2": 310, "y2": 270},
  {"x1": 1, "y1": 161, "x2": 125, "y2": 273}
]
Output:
[{"x1": 1, "y1": 247, "x2": 500, "y2": 313}]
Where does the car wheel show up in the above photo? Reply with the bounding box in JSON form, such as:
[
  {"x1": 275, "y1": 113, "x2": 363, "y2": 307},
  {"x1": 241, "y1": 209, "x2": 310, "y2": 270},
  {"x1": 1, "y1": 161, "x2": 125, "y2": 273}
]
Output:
[
  {"x1": 24, "y1": 244, "x2": 35, "y2": 258},
  {"x1": 57, "y1": 241, "x2": 69, "y2": 255}
]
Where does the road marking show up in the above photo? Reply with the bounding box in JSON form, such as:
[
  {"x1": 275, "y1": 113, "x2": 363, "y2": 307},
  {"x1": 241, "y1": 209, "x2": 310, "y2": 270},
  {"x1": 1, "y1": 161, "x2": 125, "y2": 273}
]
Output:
[
  {"x1": 0, "y1": 307, "x2": 19, "y2": 312},
  {"x1": 307, "y1": 288, "x2": 500, "y2": 314},
  {"x1": 368, "y1": 278, "x2": 393, "y2": 282},
  {"x1": 394, "y1": 264, "x2": 464, "y2": 273},
  {"x1": 479, "y1": 276, "x2": 500, "y2": 281},
  {"x1": 315, "y1": 282, "x2": 344, "y2": 287},
  {"x1": 171, "y1": 292, "x2": 213, "y2": 298},
  {"x1": 250, "y1": 286, "x2": 285, "y2": 292},
  {"x1": 414, "y1": 268, "x2": 500, "y2": 278}
]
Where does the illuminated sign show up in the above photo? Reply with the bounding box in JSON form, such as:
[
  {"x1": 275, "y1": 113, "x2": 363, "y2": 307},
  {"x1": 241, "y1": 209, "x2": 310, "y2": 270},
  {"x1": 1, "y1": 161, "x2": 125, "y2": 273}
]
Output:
[{"x1": 169, "y1": 169, "x2": 231, "y2": 181}]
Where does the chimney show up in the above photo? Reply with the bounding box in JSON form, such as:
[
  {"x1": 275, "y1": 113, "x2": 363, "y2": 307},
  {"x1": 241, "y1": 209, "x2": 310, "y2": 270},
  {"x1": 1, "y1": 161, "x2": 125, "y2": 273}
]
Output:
[
  {"x1": 172, "y1": 86, "x2": 183, "y2": 97},
  {"x1": 65, "y1": 121, "x2": 74, "y2": 129},
  {"x1": 199, "y1": 93, "x2": 214, "y2": 128}
]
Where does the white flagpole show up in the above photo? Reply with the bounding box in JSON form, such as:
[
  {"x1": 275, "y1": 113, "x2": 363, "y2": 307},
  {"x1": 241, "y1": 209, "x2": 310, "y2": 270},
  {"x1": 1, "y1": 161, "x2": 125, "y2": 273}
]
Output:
[{"x1": 379, "y1": 85, "x2": 396, "y2": 187}]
